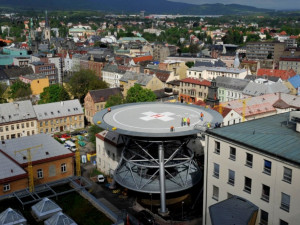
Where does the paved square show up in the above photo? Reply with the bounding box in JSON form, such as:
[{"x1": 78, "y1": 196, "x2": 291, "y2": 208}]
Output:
[{"x1": 140, "y1": 112, "x2": 175, "y2": 122}]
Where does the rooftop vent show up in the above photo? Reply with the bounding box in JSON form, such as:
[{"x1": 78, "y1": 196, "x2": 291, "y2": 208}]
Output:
[
  {"x1": 46, "y1": 151, "x2": 49, "y2": 155},
  {"x1": 23, "y1": 156, "x2": 27, "y2": 160}
]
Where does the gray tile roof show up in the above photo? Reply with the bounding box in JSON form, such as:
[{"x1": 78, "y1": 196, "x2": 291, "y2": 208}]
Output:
[
  {"x1": 88, "y1": 88, "x2": 122, "y2": 103},
  {"x1": 0, "y1": 100, "x2": 36, "y2": 124},
  {"x1": 0, "y1": 134, "x2": 73, "y2": 165},
  {"x1": 33, "y1": 100, "x2": 83, "y2": 121},
  {"x1": 194, "y1": 59, "x2": 226, "y2": 67},
  {"x1": 119, "y1": 71, "x2": 140, "y2": 82},
  {"x1": 242, "y1": 82, "x2": 290, "y2": 96},
  {"x1": 189, "y1": 66, "x2": 247, "y2": 74},
  {"x1": 216, "y1": 77, "x2": 249, "y2": 91},
  {"x1": 208, "y1": 112, "x2": 300, "y2": 165},
  {"x1": 136, "y1": 74, "x2": 155, "y2": 86},
  {"x1": 0, "y1": 152, "x2": 26, "y2": 180}
]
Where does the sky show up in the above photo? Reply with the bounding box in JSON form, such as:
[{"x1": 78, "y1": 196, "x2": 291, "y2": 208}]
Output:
[{"x1": 169, "y1": 0, "x2": 300, "y2": 10}]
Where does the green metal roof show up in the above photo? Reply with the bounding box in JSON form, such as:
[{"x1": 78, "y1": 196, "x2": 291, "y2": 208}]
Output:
[{"x1": 207, "y1": 112, "x2": 300, "y2": 165}]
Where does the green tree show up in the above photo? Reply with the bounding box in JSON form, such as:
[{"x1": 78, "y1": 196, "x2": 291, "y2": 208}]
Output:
[
  {"x1": 189, "y1": 43, "x2": 199, "y2": 56},
  {"x1": 68, "y1": 69, "x2": 109, "y2": 103},
  {"x1": 9, "y1": 80, "x2": 31, "y2": 100},
  {"x1": 126, "y1": 84, "x2": 156, "y2": 103},
  {"x1": 88, "y1": 125, "x2": 103, "y2": 145},
  {"x1": 246, "y1": 34, "x2": 260, "y2": 42},
  {"x1": 105, "y1": 94, "x2": 124, "y2": 108},
  {"x1": 185, "y1": 61, "x2": 195, "y2": 68},
  {"x1": 0, "y1": 83, "x2": 7, "y2": 103},
  {"x1": 38, "y1": 84, "x2": 70, "y2": 104}
]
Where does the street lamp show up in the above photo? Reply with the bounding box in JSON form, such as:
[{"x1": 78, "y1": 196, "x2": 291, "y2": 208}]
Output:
[{"x1": 181, "y1": 201, "x2": 184, "y2": 220}]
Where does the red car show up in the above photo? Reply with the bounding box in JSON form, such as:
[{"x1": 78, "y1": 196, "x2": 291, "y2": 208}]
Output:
[{"x1": 60, "y1": 134, "x2": 71, "y2": 139}]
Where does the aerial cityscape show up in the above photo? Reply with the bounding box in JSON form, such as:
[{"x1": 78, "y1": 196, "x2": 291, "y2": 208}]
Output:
[{"x1": 0, "y1": 0, "x2": 299, "y2": 224}]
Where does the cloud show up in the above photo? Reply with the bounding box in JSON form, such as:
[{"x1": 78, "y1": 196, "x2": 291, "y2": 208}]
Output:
[{"x1": 168, "y1": 0, "x2": 300, "y2": 9}]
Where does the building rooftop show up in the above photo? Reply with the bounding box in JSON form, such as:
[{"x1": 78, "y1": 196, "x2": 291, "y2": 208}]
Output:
[
  {"x1": 288, "y1": 74, "x2": 300, "y2": 89},
  {"x1": 243, "y1": 82, "x2": 290, "y2": 96},
  {"x1": 189, "y1": 66, "x2": 247, "y2": 74},
  {"x1": 207, "y1": 112, "x2": 300, "y2": 165},
  {"x1": 87, "y1": 88, "x2": 122, "y2": 103},
  {"x1": 0, "y1": 100, "x2": 36, "y2": 124},
  {"x1": 33, "y1": 100, "x2": 83, "y2": 121},
  {"x1": 257, "y1": 69, "x2": 296, "y2": 80},
  {"x1": 0, "y1": 134, "x2": 73, "y2": 166},
  {"x1": 180, "y1": 77, "x2": 211, "y2": 86},
  {"x1": 0, "y1": 151, "x2": 26, "y2": 182},
  {"x1": 216, "y1": 77, "x2": 249, "y2": 91}
]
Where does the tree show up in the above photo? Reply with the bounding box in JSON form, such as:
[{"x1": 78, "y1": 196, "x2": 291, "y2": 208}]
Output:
[
  {"x1": 189, "y1": 43, "x2": 199, "y2": 56},
  {"x1": 126, "y1": 84, "x2": 156, "y2": 103},
  {"x1": 88, "y1": 125, "x2": 103, "y2": 145},
  {"x1": 0, "y1": 83, "x2": 7, "y2": 103},
  {"x1": 185, "y1": 61, "x2": 195, "y2": 68},
  {"x1": 68, "y1": 69, "x2": 109, "y2": 103},
  {"x1": 105, "y1": 94, "x2": 124, "y2": 108},
  {"x1": 9, "y1": 80, "x2": 31, "y2": 100},
  {"x1": 38, "y1": 84, "x2": 70, "y2": 104}
]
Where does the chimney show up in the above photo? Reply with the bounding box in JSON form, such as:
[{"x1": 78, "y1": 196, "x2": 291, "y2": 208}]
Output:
[{"x1": 61, "y1": 101, "x2": 64, "y2": 106}]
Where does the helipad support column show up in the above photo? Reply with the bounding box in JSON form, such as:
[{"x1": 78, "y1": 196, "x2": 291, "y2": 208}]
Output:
[{"x1": 159, "y1": 144, "x2": 168, "y2": 215}]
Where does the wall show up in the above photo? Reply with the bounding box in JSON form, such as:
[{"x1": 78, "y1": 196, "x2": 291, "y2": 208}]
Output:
[
  {"x1": 0, "y1": 177, "x2": 28, "y2": 196},
  {"x1": 0, "y1": 119, "x2": 37, "y2": 140},
  {"x1": 31, "y1": 78, "x2": 49, "y2": 95}
]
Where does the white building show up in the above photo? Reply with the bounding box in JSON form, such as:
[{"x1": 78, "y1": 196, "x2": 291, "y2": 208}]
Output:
[
  {"x1": 96, "y1": 131, "x2": 124, "y2": 176},
  {"x1": 101, "y1": 64, "x2": 126, "y2": 88},
  {"x1": 203, "y1": 112, "x2": 300, "y2": 225},
  {"x1": 187, "y1": 66, "x2": 249, "y2": 81}
]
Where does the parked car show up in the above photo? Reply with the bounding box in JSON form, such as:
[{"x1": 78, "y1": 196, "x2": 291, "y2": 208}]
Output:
[
  {"x1": 61, "y1": 134, "x2": 71, "y2": 139},
  {"x1": 136, "y1": 210, "x2": 155, "y2": 225},
  {"x1": 97, "y1": 174, "x2": 105, "y2": 183}
]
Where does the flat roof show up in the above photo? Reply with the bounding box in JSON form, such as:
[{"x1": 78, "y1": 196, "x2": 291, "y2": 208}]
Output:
[
  {"x1": 207, "y1": 112, "x2": 300, "y2": 165},
  {"x1": 93, "y1": 102, "x2": 223, "y2": 138}
]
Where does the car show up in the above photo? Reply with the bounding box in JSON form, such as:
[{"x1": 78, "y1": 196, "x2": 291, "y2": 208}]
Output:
[
  {"x1": 136, "y1": 210, "x2": 155, "y2": 225},
  {"x1": 97, "y1": 174, "x2": 105, "y2": 183},
  {"x1": 79, "y1": 130, "x2": 87, "y2": 134}
]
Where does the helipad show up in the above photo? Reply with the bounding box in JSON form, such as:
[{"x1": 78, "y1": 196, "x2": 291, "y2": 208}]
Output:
[{"x1": 93, "y1": 102, "x2": 223, "y2": 137}]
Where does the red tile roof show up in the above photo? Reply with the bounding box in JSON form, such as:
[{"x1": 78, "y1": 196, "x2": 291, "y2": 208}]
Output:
[
  {"x1": 212, "y1": 106, "x2": 233, "y2": 118},
  {"x1": 132, "y1": 55, "x2": 153, "y2": 64},
  {"x1": 279, "y1": 57, "x2": 300, "y2": 62},
  {"x1": 257, "y1": 69, "x2": 296, "y2": 80},
  {"x1": 180, "y1": 78, "x2": 211, "y2": 86}
]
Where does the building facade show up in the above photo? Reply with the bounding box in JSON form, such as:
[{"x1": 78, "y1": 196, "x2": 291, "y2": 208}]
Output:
[
  {"x1": 0, "y1": 101, "x2": 37, "y2": 140},
  {"x1": 279, "y1": 57, "x2": 300, "y2": 75},
  {"x1": 203, "y1": 113, "x2": 300, "y2": 225},
  {"x1": 101, "y1": 64, "x2": 126, "y2": 88},
  {"x1": 179, "y1": 78, "x2": 211, "y2": 103},
  {"x1": 33, "y1": 100, "x2": 84, "y2": 134}
]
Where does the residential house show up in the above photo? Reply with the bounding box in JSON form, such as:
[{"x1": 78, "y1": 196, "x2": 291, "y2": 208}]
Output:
[
  {"x1": 80, "y1": 55, "x2": 107, "y2": 79},
  {"x1": 257, "y1": 69, "x2": 296, "y2": 81},
  {"x1": 286, "y1": 75, "x2": 300, "y2": 95},
  {"x1": 119, "y1": 71, "x2": 164, "y2": 97},
  {"x1": 243, "y1": 82, "x2": 290, "y2": 97},
  {"x1": 13, "y1": 57, "x2": 30, "y2": 68},
  {"x1": 187, "y1": 67, "x2": 249, "y2": 81},
  {"x1": 144, "y1": 67, "x2": 176, "y2": 87},
  {"x1": 203, "y1": 112, "x2": 300, "y2": 225},
  {"x1": 84, "y1": 88, "x2": 122, "y2": 123},
  {"x1": 30, "y1": 61, "x2": 58, "y2": 85},
  {"x1": 216, "y1": 77, "x2": 249, "y2": 102},
  {"x1": 96, "y1": 130, "x2": 124, "y2": 176},
  {"x1": 212, "y1": 106, "x2": 243, "y2": 126},
  {"x1": 101, "y1": 64, "x2": 127, "y2": 88},
  {"x1": 33, "y1": 100, "x2": 84, "y2": 134},
  {"x1": 19, "y1": 74, "x2": 49, "y2": 96},
  {"x1": 179, "y1": 77, "x2": 211, "y2": 103},
  {"x1": 0, "y1": 100, "x2": 37, "y2": 140},
  {"x1": 159, "y1": 60, "x2": 189, "y2": 80},
  {"x1": 279, "y1": 57, "x2": 300, "y2": 74},
  {"x1": 0, "y1": 134, "x2": 74, "y2": 196}
]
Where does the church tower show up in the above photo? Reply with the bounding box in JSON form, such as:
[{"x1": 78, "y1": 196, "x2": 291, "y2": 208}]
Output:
[
  {"x1": 44, "y1": 10, "x2": 51, "y2": 41},
  {"x1": 206, "y1": 78, "x2": 219, "y2": 108}
]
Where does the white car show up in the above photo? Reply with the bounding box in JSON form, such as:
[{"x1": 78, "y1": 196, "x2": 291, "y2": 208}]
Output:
[{"x1": 97, "y1": 174, "x2": 105, "y2": 183}]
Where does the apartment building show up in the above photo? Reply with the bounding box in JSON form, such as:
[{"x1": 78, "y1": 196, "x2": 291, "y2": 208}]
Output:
[
  {"x1": 216, "y1": 77, "x2": 249, "y2": 102},
  {"x1": 33, "y1": 100, "x2": 84, "y2": 134},
  {"x1": 203, "y1": 112, "x2": 300, "y2": 225},
  {"x1": 19, "y1": 74, "x2": 50, "y2": 95},
  {"x1": 30, "y1": 61, "x2": 58, "y2": 84},
  {"x1": 101, "y1": 64, "x2": 126, "y2": 88},
  {"x1": 0, "y1": 101, "x2": 37, "y2": 140},
  {"x1": 187, "y1": 66, "x2": 248, "y2": 81},
  {"x1": 246, "y1": 41, "x2": 285, "y2": 65},
  {"x1": 279, "y1": 57, "x2": 300, "y2": 75}
]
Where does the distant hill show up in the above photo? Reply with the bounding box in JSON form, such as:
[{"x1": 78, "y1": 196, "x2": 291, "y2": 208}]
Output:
[{"x1": 0, "y1": 0, "x2": 273, "y2": 15}]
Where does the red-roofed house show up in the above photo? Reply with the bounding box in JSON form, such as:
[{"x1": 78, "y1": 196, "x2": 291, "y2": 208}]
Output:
[
  {"x1": 257, "y1": 68, "x2": 296, "y2": 81},
  {"x1": 131, "y1": 55, "x2": 153, "y2": 65},
  {"x1": 212, "y1": 106, "x2": 242, "y2": 126},
  {"x1": 179, "y1": 78, "x2": 211, "y2": 103}
]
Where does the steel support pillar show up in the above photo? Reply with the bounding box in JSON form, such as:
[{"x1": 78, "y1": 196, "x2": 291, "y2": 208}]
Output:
[{"x1": 158, "y1": 144, "x2": 168, "y2": 215}]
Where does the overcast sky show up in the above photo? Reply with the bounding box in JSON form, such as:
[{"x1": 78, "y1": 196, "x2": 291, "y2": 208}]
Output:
[{"x1": 169, "y1": 0, "x2": 300, "y2": 9}]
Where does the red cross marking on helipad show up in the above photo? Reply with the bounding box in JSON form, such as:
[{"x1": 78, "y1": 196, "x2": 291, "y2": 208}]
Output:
[{"x1": 151, "y1": 114, "x2": 164, "y2": 118}]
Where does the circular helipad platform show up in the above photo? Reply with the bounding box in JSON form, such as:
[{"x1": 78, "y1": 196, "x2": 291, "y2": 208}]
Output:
[{"x1": 93, "y1": 102, "x2": 223, "y2": 138}]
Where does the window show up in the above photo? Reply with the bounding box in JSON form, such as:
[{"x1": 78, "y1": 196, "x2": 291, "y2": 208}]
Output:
[
  {"x1": 3, "y1": 184, "x2": 10, "y2": 192},
  {"x1": 281, "y1": 193, "x2": 290, "y2": 212},
  {"x1": 11, "y1": 125, "x2": 14, "y2": 130},
  {"x1": 246, "y1": 153, "x2": 253, "y2": 167},
  {"x1": 0, "y1": 127, "x2": 2, "y2": 132},
  {"x1": 261, "y1": 184, "x2": 270, "y2": 202},
  {"x1": 213, "y1": 163, "x2": 219, "y2": 178},
  {"x1": 61, "y1": 163, "x2": 67, "y2": 173},
  {"x1": 214, "y1": 141, "x2": 220, "y2": 154},
  {"x1": 283, "y1": 167, "x2": 292, "y2": 183},
  {"x1": 212, "y1": 185, "x2": 219, "y2": 201},
  {"x1": 5, "y1": 126, "x2": 8, "y2": 131},
  {"x1": 40, "y1": 122, "x2": 43, "y2": 127},
  {"x1": 31, "y1": 122, "x2": 34, "y2": 127},
  {"x1": 280, "y1": 219, "x2": 289, "y2": 225},
  {"x1": 263, "y1": 160, "x2": 272, "y2": 175},
  {"x1": 227, "y1": 193, "x2": 233, "y2": 199},
  {"x1": 228, "y1": 170, "x2": 235, "y2": 186},
  {"x1": 260, "y1": 210, "x2": 268, "y2": 225},
  {"x1": 26, "y1": 122, "x2": 29, "y2": 128},
  {"x1": 244, "y1": 177, "x2": 252, "y2": 193},
  {"x1": 229, "y1": 147, "x2": 236, "y2": 160},
  {"x1": 22, "y1": 123, "x2": 24, "y2": 128},
  {"x1": 37, "y1": 169, "x2": 43, "y2": 179}
]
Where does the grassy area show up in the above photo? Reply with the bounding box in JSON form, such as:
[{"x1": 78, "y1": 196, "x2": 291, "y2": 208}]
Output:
[
  {"x1": 89, "y1": 168, "x2": 103, "y2": 177},
  {"x1": 0, "y1": 189, "x2": 112, "y2": 225}
]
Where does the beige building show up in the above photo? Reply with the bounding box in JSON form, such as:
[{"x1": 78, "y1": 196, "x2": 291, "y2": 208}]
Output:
[
  {"x1": 279, "y1": 57, "x2": 300, "y2": 74},
  {"x1": 33, "y1": 100, "x2": 84, "y2": 134},
  {"x1": 159, "y1": 60, "x2": 188, "y2": 79},
  {"x1": 119, "y1": 71, "x2": 164, "y2": 97},
  {"x1": 203, "y1": 112, "x2": 300, "y2": 225},
  {"x1": 84, "y1": 88, "x2": 122, "y2": 123},
  {"x1": 0, "y1": 101, "x2": 37, "y2": 140}
]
